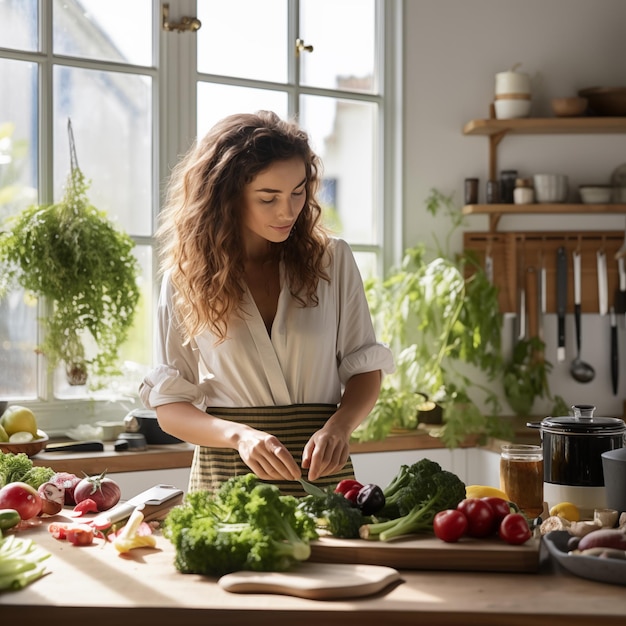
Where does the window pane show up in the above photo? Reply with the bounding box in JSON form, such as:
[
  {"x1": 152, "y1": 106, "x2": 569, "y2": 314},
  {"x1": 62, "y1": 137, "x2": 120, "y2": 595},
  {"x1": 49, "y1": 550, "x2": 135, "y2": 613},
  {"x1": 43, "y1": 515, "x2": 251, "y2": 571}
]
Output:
[
  {"x1": 0, "y1": 58, "x2": 39, "y2": 399},
  {"x1": 0, "y1": 0, "x2": 38, "y2": 51},
  {"x1": 197, "y1": 0, "x2": 287, "y2": 83},
  {"x1": 52, "y1": 66, "x2": 152, "y2": 236},
  {"x1": 197, "y1": 82, "x2": 288, "y2": 137},
  {"x1": 53, "y1": 245, "x2": 153, "y2": 399},
  {"x1": 53, "y1": 0, "x2": 152, "y2": 66},
  {"x1": 300, "y1": 94, "x2": 378, "y2": 244},
  {"x1": 300, "y1": 0, "x2": 377, "y2": 94}
]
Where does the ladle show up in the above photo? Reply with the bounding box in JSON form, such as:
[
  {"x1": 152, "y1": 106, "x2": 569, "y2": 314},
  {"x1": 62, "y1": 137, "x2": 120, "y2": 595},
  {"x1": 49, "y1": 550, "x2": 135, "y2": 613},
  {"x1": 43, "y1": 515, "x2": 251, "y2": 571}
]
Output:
[{"x1": 570, "y1": 251, "x2": 595, "y2": 383}]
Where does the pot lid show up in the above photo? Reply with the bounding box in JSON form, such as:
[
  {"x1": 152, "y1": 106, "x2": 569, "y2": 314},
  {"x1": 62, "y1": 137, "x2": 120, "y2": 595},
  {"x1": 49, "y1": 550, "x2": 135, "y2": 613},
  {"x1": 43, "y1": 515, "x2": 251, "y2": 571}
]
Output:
[{"x1": 541, "y1": 404, "x2": 626, "y2": 434}]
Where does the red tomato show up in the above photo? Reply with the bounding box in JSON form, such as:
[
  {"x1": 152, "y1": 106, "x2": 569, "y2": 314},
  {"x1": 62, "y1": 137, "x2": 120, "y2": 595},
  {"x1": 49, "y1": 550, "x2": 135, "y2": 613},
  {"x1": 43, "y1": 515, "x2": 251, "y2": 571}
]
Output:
[
  {"x1": 48, "y1": 522, "x2": 71, "y2": 540},
  {"x1": 66, "y1": 524, "x2": 95, "y2": 546},
  {"x1": 457, "y1": 498, "x2": 496, "y2": 538},
  {"x1": 499, "y1": 513, "x2": 532, "y2": 545},
  {"x1": 343, "y1": 486, "x2": 361, "y2": 504},
  {"x1": 481, "y1": 497, "x2": 511, "y2": 524},
  {"x1": 433, "y1": 509, "x2": 468, "y2": 543},
  {"x1": 0, "y1": 482, "x2": 42, "y2": 520}
]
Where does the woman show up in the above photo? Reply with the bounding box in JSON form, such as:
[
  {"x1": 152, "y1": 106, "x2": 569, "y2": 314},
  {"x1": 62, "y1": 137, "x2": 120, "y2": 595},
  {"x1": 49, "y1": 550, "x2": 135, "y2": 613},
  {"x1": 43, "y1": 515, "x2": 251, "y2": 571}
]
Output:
[{"x1": 139, "y1": 111, "x2": 394, "y2": 496}]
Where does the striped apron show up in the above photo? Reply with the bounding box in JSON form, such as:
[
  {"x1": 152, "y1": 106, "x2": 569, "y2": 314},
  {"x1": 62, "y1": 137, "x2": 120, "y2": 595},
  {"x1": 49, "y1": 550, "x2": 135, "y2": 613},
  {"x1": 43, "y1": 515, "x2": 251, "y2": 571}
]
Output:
[{"x1": 188, "y1": 403, "x2": 355, "y2": 497}]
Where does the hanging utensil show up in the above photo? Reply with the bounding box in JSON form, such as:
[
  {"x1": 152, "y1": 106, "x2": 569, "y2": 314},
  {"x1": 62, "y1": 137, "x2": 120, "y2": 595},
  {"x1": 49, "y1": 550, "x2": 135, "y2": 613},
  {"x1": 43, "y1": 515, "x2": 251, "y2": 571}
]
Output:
[
  {"x1": 610, "y1": 306, "x2": 619, "y2": 395},
  {"x1": 570, "y1": 250, "x2": 595, "y2": 383},
  {"x1": 556, "y1": 246, "x2": 567, "y2": 362},
  {"x1": 617, "y1": 257, "x2": 626, "y2": 322},
  {"x1": 597, "y1": 249, "x2": 608, "y2": 315}
]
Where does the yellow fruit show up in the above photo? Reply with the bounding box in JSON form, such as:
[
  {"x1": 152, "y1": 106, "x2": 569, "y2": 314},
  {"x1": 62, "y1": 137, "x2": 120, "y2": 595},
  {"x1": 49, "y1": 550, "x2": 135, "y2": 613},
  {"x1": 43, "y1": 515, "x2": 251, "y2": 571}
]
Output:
[
  {"x1": 0, "y1": 424, "x2": 8, "y2": 442},
  {"x1": 465, "y1": 485, "x2": 510, "y2": 501},
  {"x1": 0, "y1": 405, "x2": 38, "y2": 437},
  {"x1": 8, "y1": 431, "x2": 34, "y2": 443},
  {"x1": 550, "y1": 501, "x2": 580, "y2": 522}
]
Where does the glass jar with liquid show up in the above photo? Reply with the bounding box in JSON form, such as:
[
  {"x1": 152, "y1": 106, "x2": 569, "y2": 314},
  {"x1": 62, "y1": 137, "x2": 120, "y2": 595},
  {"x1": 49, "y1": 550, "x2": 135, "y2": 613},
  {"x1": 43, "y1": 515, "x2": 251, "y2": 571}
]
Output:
[{"x1": 500, "y1": 444, "x2": 543, "y2": 518}]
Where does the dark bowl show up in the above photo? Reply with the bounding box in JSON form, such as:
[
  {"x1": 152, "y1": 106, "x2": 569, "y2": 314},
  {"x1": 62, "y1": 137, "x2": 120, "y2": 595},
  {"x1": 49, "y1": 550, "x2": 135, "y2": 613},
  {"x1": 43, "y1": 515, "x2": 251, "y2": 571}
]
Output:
[{"x1": 578, "y1": 87, "x2": 626, "y2": 116}]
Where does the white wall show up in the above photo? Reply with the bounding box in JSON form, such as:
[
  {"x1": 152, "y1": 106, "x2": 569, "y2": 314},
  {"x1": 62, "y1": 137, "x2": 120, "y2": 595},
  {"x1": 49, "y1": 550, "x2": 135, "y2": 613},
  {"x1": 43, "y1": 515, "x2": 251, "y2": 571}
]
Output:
[{"x1": 403, "y1": 0, "x2": 626, "y2": 418}]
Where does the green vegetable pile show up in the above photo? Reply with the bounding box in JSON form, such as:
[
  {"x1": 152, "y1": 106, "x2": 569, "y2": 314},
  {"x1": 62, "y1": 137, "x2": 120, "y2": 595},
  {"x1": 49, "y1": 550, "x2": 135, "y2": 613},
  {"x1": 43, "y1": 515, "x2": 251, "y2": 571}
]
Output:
[
  {"x1": 0, "y1": 451, "x2": 54, "y2": 490},
  {"x1": 297, "y1": 489, "x2": 366, "y2": 539},
  {"x1": 359, "y1": 458, "x2": 466, "y2": 541},
  {"x1": 0, "y1": 531, "x2": 50, "y2": 591},
  {"x1": 162, "y1": 473, "x2": 318, "y2": 577}
]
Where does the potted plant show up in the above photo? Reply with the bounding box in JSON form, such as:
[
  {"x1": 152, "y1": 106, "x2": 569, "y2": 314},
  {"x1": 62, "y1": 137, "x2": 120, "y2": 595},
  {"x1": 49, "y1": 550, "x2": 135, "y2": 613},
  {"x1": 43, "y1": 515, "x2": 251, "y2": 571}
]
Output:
[
  {"x1": 0, "y1": 121, "x2": 140, "y2": 386},
  {"x1": 353, "y1": 189, "x2": 508, "y2": 447}
]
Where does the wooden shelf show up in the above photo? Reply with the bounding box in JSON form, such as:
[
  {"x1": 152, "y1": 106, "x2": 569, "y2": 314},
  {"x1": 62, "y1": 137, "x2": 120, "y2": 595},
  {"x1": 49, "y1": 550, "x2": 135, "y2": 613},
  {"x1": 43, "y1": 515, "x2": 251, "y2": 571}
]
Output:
[
  {"x1": 463, "y1": 117, "x2": 626, "y2": 136},
  {"x1": 463, "y1": 203, "x2": 626, "y2": 229}
]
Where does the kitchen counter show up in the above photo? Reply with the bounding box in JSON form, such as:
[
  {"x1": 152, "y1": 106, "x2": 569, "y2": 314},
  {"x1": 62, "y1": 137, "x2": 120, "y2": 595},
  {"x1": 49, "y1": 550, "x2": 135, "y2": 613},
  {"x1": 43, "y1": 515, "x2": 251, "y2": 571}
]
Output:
[{"x1": 1, "y1": 516, "x2": 626, "y2": 626}]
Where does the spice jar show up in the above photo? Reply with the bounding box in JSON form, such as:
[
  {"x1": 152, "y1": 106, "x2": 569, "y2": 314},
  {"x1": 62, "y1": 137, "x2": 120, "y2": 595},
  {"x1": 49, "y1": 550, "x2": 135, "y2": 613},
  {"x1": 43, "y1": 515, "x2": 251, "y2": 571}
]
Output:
[
  {"x1": 514, "y1": 178, "x2": 534, "y2": 204},
  {"x1": 500, "y1": 169, "x2": 518, "y2": 204},
  {"x1": 500, "y1": 444, "x2": 543, "y2": 518},
  {"x1": 486, "y1": 179, "x2": 500, "y2": 204}
]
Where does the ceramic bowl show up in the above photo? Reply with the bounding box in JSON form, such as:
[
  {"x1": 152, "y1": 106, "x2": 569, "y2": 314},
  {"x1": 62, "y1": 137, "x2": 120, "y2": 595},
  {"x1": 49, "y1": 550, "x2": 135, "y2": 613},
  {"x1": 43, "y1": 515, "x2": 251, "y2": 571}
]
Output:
[
  {"x1": 579, "y1": 185, "x2": 612, "y2": 204},
  {"x1": 0, "y1": 429, "x2": 49, "y2": 457},
  {"x1": 551, "y1": 97, "x2": 588, "y2": 117},
  {"x1": 579, "y1": 87, "x2": 626, "y2": 116},
  {"x1": 533, "y1": 174, "x2": 569, "y2": 203}
]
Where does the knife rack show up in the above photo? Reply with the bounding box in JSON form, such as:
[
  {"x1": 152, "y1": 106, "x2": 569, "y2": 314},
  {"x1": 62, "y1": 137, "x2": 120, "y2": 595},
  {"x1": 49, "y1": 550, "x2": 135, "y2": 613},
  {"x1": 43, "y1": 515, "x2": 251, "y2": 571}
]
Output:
[{"x1": 463, "y1": 230, "x2": 625, "y2": 314}]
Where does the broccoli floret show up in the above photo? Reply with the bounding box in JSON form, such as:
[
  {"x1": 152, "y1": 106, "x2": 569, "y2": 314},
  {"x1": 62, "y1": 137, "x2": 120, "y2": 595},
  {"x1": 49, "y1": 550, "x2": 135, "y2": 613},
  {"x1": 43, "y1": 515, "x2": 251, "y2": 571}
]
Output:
[
  {"x1": 360, "y1": 469, "x2": 466, "y2": 542},
  {"x1": 379, "y1": 458, "x2": 443, "y2": 519},
  {"x1": 298, "y1": 490, "x2": 365, "y2": 539},
  {"x1": 0, "y1": 452, "x2": 54, "y2": 489},
  {"x1": 162, "y1": 474, "x2": 317, "y2": 577}
]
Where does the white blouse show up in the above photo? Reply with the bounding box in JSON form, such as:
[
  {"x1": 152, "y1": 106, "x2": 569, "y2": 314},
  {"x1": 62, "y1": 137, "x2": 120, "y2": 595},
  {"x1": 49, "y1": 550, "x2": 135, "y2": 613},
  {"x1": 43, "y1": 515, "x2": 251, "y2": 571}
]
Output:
[{"x1": 139, "y1": 238, "x2": 394, "y2": 411}]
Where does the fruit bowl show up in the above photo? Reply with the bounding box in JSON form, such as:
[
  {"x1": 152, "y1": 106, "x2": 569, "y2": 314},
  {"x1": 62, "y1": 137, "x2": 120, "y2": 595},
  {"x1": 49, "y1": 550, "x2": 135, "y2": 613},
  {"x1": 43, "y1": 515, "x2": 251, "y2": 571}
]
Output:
[{"x1": 0, "y1": 430, "x2": 49, "y2": 457}]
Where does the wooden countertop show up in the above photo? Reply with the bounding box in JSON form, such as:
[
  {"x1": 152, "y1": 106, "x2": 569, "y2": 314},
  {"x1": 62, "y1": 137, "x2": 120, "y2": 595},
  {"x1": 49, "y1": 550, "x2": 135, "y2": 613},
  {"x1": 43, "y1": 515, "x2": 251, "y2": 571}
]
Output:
[{"x1": 2, "y1": 515, "x2": 626, "y2": 626}]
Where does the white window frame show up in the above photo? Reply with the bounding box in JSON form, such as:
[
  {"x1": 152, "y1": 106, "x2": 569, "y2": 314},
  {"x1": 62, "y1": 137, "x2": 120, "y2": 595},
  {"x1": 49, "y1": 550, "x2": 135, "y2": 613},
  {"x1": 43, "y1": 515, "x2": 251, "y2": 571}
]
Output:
[{"x1": 1, "y1": 0, "x2": 403, "y2": 434}]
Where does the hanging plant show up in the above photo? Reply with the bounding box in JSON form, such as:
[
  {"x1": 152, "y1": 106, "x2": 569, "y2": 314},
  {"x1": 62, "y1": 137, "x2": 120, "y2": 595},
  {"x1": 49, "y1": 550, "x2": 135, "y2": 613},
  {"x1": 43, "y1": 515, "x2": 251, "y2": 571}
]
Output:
[{"x1": 0, "y1": 120, "x2": 140, "y2": 385}]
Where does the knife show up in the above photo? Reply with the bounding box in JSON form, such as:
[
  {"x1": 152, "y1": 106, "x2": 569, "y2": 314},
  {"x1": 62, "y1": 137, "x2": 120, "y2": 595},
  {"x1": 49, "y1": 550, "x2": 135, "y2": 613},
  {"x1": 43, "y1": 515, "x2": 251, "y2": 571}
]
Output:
[
  {"x1": 617, "y1": 257, "x2": 626, "y2": 321},
  {"x1": 597, "y1": 250, "x2": 608, "y2": 315},
  {"x1": 556, "y1": 246, "x2": 567, "y2": 362},
  {"x1": 91, "y1": 483, "x2": 184, "y2": 527},
  {"x1": 45, "y1": 440, "x2": 104, "y2": 452},
  {"x1": 610, "y1": 306, "x2": 618, "y2": 395}
]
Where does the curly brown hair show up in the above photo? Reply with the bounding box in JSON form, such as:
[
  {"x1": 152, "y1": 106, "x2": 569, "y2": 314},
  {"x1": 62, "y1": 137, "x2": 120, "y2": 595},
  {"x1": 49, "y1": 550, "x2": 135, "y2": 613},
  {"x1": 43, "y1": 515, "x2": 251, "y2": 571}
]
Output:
[{"x1": 157, "y1": 110, "x2": 330, "y2": 343}]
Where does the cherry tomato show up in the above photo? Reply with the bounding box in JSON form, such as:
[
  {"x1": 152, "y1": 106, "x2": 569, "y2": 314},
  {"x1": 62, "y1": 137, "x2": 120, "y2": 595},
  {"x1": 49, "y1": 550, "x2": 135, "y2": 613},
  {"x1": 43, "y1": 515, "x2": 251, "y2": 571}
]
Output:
[
  {"x1": 334, "y1": 479, "x2": 363, "y2": 496},
  {"x1": 433, "y1": 509, "x2": 468, "y2": 543},
  {"x1": 457, "y1": 498, "x2": 496, "y2": 538},
  {"x1": 66, "y1": 524, "x2": 95, "y2": 546},
  {"x1": 481, "y1": 497, "x2": 512, "y2": 524},
  {"x1": 499, "y1": 513, "x2": 532, "y2": 545},
  {"x1": 343, "y1": 486, "x2": 361, "y2": 505}
]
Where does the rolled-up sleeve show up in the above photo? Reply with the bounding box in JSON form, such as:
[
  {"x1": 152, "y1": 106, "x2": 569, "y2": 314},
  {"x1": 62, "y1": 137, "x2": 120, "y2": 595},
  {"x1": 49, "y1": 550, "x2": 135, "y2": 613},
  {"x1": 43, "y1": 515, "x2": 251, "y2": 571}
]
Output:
[
  {"x1": 139, "y1": 273, "x2": 208, "y2": 409},
  {"x1": 333, "y1": 239, "x2": 395, "y2": 385}
]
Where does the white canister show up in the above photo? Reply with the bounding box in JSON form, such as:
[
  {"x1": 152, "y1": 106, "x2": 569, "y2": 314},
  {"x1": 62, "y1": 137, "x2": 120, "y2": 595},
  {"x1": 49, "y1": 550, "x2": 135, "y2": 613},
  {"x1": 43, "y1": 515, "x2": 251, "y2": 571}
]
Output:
[{"x1": 495, "y1": 66, "x2": 531, "y2": 96}]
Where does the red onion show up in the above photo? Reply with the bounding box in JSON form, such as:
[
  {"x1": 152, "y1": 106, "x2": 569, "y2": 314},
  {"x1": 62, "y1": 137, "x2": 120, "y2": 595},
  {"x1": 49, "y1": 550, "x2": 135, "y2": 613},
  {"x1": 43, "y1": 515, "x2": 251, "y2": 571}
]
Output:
[
  {"x1": 50, "y1": 472, "x2": 82, "y2": 505},
  {"x1": 73, "y1": 471, "x2": 121, "y2": 512}
]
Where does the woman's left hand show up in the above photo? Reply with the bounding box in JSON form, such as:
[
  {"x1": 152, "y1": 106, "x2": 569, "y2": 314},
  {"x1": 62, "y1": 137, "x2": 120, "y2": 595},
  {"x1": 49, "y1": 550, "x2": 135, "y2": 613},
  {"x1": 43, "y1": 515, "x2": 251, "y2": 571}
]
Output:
[{"x1": 301, "y1": 425, "x2": 350, "y2": 481}]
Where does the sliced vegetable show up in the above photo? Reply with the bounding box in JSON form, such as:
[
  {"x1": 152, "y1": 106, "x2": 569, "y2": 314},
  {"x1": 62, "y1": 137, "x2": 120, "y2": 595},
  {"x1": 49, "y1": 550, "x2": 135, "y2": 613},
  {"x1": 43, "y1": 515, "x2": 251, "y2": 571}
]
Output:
[
  {"x1": 113, "y1": 507, "x2": 156, "y2": 554},
  {"x1": 49, "y1": 472, "x2": 81, "y2": 505},
  {"x1": 66, "y1": 524, "x2": 95, "y2": 546},
  {"x1": 70, "y1": 498, "x2": 99, "y2": 517},
  {"x1": 0, "y1": 532, "x2": 50, "y2": 590},
  {"x1": 48, "y1": 522, "x2": 71, "y2": 540},
  {"x1": 0, "y1": 508, "x2": 21, "y2": 531}
]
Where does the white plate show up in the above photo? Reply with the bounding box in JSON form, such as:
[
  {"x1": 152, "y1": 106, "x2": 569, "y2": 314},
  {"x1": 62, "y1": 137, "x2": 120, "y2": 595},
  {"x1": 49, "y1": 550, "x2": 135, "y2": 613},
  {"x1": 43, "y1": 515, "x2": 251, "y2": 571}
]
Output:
[{"x1": 544, "y1": 530, "x2": 626, "y2": 586}]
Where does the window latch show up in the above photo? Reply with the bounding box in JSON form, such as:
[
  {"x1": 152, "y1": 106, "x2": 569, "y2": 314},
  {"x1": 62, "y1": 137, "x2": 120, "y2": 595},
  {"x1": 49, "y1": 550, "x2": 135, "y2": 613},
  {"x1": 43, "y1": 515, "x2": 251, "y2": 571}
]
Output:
[
  {"x1": 295, "y1": 38, "x2": 314, "y2": 56},
  {"x1": 162, "y1": 3, "x2": 201, "y2": 33}
]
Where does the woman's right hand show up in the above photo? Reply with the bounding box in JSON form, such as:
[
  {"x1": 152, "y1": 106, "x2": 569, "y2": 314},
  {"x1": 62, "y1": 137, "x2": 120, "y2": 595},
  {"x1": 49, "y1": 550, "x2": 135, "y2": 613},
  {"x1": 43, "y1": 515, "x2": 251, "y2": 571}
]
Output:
[{"x1": 236, "y1": 427, "x2": 301, "y2": 481}]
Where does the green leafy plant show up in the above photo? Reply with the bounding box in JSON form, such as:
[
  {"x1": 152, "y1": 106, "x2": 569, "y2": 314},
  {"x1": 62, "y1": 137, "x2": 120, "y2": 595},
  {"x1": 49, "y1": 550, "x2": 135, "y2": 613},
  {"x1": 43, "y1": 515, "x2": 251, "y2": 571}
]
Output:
[
  {"x1": 503, "y1": 337, "x2": 567, "y2": 417},
  {"x1": 353, "y1": 189, "x2": 508, "y2": 447},
  {"x1": 0, "y1": 122, "x2": 140, "y2": 385}
]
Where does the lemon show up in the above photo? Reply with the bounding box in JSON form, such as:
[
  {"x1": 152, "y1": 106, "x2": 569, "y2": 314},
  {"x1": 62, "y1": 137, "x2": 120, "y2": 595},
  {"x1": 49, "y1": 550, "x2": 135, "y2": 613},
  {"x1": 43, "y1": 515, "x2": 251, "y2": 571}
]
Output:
[
  {"x1": 0, "y1": 424, "x2": 8, "y2": 443},
  {"x1": 0, "y1": 405, "x2": 38, "y2": 437},
  {"x1": 550, "y1": 501, "x2": 580, "y2": 522},
  {"x1": 8, "y1": 431, "x2": 34, "y2": 443}
]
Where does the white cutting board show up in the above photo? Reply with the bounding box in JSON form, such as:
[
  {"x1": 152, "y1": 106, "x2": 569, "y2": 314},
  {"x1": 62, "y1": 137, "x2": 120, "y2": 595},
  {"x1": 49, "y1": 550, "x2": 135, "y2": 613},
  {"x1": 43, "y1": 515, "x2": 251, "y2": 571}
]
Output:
[{"x1": 218, "y1": 562, "x2": 401, "y2": 599}]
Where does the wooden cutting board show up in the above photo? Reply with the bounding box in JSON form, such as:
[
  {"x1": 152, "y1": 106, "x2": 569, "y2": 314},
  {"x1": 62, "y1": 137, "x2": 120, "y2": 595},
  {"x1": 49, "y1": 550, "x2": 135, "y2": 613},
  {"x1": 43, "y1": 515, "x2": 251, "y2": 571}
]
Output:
[
  {"x1": 218, "y1": 562, "x2": 401, "y2": 599},
  {"x1": 309, "y1": 534, "x2": 541, "y2": 573}
]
